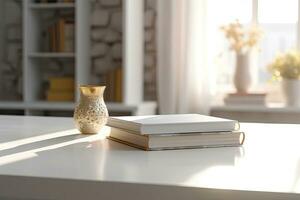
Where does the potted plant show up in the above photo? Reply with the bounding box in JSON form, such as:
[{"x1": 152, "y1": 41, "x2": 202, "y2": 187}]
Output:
[
  {"x1": 221, "y1": 20, "x2": 262, "y2": 93},
  {"x1": 268, "y1": 50, "x2": 300, "y2": 106}
]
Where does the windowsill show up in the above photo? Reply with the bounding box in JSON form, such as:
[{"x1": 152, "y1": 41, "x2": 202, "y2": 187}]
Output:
[
  {"x1": 210, "y1": 103, "x2": 300, "y2": 123},
  {"x1": 211, "y1": 103, "x2": 300, "y2": 113}
]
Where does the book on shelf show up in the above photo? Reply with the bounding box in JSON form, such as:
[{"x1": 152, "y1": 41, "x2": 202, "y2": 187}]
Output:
[
  {"x1": 46, "y1": 77, "x2": 74, "y2": 101},
  {"x1": 48, "y1": 18, "x2": 74, "y2": 53},
  {"x1": 224, "y1": 92, "x2": 266, "y2": 105},
  {"x1": 103, "y1": 67, "x2": 123, "y2": 102},
  {"x1": 47, "y1": 90, "x2": 74, "y2": 101},
  {"x1": 109, "y1": 127, "x2": 245, "y2": 151},
  {"x1": 108, "y1": 114, "x2": 239, "y2": 135},
  {"x1": 114, "y1": 67, "x2": 122, "y2": 102},
  {"x1": 49, "y1": 77, "x2": 74, "y2": 91}
]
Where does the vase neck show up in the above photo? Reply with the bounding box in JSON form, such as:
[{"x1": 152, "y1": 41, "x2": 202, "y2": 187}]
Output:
[
  {"x1": 80, "y1": 93, "x2": 104, "y2": 101},
  {"x1": 79, "y1": 86, "x2": 105, "y2": 102}
]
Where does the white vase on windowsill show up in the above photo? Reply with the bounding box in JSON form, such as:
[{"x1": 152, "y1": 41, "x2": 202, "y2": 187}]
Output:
[
  {"x1": 233, "y1": 51, "x2": 253, "y2": 94},
  {"x1": 282, "y1": 78, "x2": 300, "y2": 107}
]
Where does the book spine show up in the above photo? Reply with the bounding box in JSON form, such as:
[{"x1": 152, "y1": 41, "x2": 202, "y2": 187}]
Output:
[
  {"x1": 64, "y1": 22, "x2": 74, "y2": 52},
  {"x1": 49, "y1": 77, "x2": 74, "y2": 91},
  {"x1": 48, "y1": 26, "x2": 52, "y2": 52},
  {"x1": 47, "y1": 91, "x2": 74, "y2": 101},
  {"x1": 58, "y1": 19, "x2": 65, "y2": 52},
  {"x1": 115, "y1": 67, "x2": 122, "y2": 102},
  {"x1": 53, "y1": 23, "x2": 57, "y2": 52},
  {"x1": 109, "y1": 70, "x2": 115, "y2": 101}
]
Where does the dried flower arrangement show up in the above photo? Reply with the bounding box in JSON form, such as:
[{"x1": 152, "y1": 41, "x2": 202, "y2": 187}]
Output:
[
  {"x1": 220, "y1": 20, "x2": 263, "y2": 54},
  {"x1": 268, "y1": 50, "x2": 300, "y2": 80}
]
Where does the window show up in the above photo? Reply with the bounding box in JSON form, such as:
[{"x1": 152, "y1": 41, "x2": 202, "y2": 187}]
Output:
[
  {"x1": 207, "y1": 0, "x2": 299, "y2": 98},
  {"x1": 258, "y1": 0, "x2": 298, "y2": 83}
]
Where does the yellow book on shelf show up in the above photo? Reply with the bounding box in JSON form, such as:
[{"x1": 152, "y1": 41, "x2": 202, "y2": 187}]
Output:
[
  {"x1": 104, "y1": 73, "x2": 111, "y2": 102},
  {"x1": 52, "y1": 24, "x2": 57, "y2": 52},
  {"x1": 47, "y1": 91, "x2": 74, "y2": 102},
  {"x1": 49, "y1": 25, "x2": 56, "y2": 52},
  {"x1": 57, "y1": 18, "x2": 65, "y2": 52},
  {"x1": 109, "y1": 70, "x2": 115, "y2": 101},
  {"x1": 115, "y1": 67, "x2": 122, "y2": 102},
  {"x1": 49, "y1": 77, "x2": 74, "y2": 91}
]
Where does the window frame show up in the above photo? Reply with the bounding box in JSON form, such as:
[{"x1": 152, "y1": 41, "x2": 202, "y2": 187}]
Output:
[{"x1": 252, "y1": 0, "x2": 300, "y2": 47}]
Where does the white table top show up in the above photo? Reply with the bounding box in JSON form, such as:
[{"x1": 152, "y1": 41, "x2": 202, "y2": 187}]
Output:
[{"x1": 0, "y1": 115, "x2": 299, "y2": 200}]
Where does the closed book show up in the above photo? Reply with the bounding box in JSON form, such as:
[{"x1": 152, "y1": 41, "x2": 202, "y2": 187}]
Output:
[
  {"x1": 49, "y1": 77, "x2": 74, "y2": 91},
  {"x1": 49, "y1": 25, "x2": 56, "y2": 52},
  {"x1": 104, "y1": 73, "x2": 111, "y2": 101},
  {"x1": 114, "y1": 67, "x2": 122, "y2": 102},
  {"x1": 224, "y1": 97, "x2": 265, "y2": 105},
  {"x1": 64, "y1": 39, "x2": 74, "y2": 52},
  {"x1": 108, "y1": 127, "x2": 245, "y2": 151},
  {"x1": 48, "y1": 26, "x2": 52, "y2": 51},
  {"x1": 108, "y1": 114, "x2": 240, "y2": 134},
  {"x1": 57, "y1": 18, "x2": 65, "y2": 52},
  {"x1": 64, "y1": 22, "x2": 74, "y2": 39},
  {"x1": 47, "y1": 91, "x2": 74, "y2": 101},
  {"x1": 228, "y1": 92, "x2": 266, "y2": 97},
  {"x1": 108, "y1": 70, "x2": 115, "y2": 101},
  {"x1": 224, "y1": 93, "x2": 266, "y2": 105},
  {"x1": 53, "y1": 23, "x2": 57, "y2": 52},
  {"x1": 64, "y1": 22, "x2": 75, "y2": 52}
]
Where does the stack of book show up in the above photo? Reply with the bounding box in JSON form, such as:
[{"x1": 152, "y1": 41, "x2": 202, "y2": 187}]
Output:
[
  {"x1": 46, "y1": 77, "x2": 74, "y2": 101},
  {"x1": 107, "y1": 114, "x2": 245, "y2": 151},
  {"x1": 224, "y1": 93, "x2": 266, "y2": 105},
  {"x1": 47, "y1": 18, "x2": 74, "y2": 52}
]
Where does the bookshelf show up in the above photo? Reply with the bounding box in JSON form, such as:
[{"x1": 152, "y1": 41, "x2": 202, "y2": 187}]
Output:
[
  {"x1": 0, "y1": 0, "x2": 156, "y2": 116},
  {"x1": 28, "y1": 52, "x2": 75, "y2": 58},
  {"x1": 29, "y1": 2, "x2": 75, "y2": 9}
]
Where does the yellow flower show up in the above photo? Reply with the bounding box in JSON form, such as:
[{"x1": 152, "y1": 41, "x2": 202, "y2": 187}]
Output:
[
  {"x1": 220, "y1": 20, "x2": 263, "y2": 53},
  {"x1": 268, "y1": 50, "x2": 300, "y2": 80}
]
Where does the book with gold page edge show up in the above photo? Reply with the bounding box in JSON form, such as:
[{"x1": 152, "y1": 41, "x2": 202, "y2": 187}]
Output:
[{"x1": 108, "y1": 127, "x2": 245, "y2": 151}]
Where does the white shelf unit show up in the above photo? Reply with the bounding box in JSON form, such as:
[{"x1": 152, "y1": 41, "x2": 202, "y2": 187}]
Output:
[
  {"x1": 28, "y1": 52, "x2": 75, "y2": 58},
  {"x1": 22, "y1": 0, "x2": 90, "y2": 115},
  {"x1": 210, "y1": 103, "x2": 300, "y2": 123},
  {"x1": 0, "y1": 0, "x2": 156, "y2": 116},
  {"x1": 29, "y1": 2, "x2": 75, "y2": 9},
  {"x1": 0, "y1": 101, "x2": 156, "y2": 116}
]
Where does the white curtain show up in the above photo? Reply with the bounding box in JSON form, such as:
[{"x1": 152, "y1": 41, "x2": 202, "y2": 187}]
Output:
[{"x1": 157, "y1": 0, "x2": 211, "y2": 114}]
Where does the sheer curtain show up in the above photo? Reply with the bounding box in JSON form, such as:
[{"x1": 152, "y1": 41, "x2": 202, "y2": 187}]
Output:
[{"x1": 157, "y1": 0, "x2": 211, "y2": 114}]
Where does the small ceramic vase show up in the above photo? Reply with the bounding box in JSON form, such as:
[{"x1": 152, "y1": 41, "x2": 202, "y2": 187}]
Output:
[
  {"x1": 282, "y1": 78, "x2": 300, "y2": 107},
  {"x1": 74, "y1": 85, "x2": 109, "y2": 134}
]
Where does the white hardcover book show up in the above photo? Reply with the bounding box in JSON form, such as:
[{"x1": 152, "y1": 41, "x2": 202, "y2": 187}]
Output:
[
  {"x1": 107, "y1": 114, "x2": 239, "y2": 134},
  {"x1": 224, "y1": 98, "x2": 265, "y2": 105},
  {"x1": 108, "y1": 127, "x2": 245, "y2": 151}
]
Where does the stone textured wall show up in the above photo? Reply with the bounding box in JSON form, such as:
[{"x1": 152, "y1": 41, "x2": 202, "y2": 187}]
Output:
[
  {"x1": 0, "y1": 0, "x2": 23, "y2": 100},
  {"x1": 90, "y1": 0, "x2": 157, "y2": 101},
  {"x1": 90, "y1": 0, "x2": 123, "y2": 82},
  {"x1": 144, "y1": 0, "x2": 157, "y2": 100}
]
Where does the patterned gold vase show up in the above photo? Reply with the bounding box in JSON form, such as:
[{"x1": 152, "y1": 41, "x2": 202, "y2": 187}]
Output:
[{"x1": 74, "y1": 85, "x2": 109, "y2": 134}]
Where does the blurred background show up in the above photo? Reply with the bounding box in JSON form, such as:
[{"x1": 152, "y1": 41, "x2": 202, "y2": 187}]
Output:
[{"x1": 0, "y1": 0, "x2": 300, "y2": 123}]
